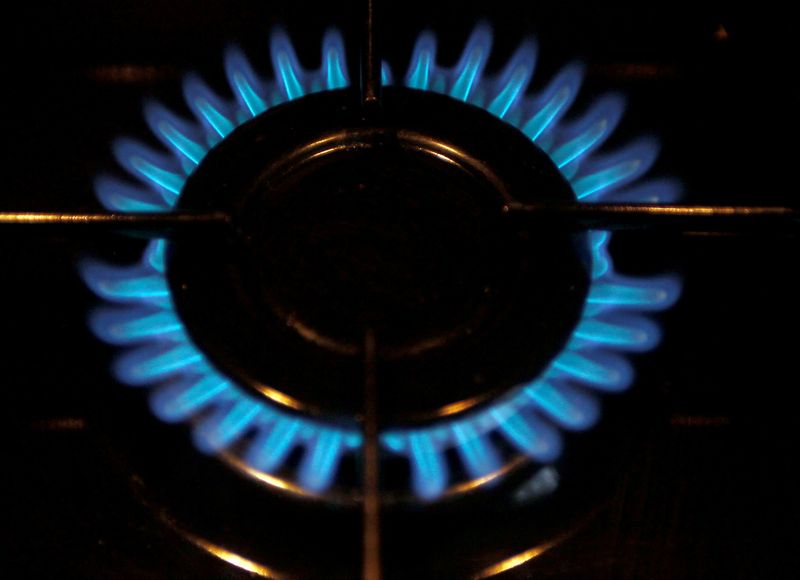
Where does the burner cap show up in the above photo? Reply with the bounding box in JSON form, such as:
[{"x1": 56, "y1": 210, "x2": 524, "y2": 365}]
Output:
[
  {"x1": 169, "y1": 87, "x2": 588, "y2": 424},
  {"x1": 243, "y1": 135, "x2": 506, "y2": 357}
]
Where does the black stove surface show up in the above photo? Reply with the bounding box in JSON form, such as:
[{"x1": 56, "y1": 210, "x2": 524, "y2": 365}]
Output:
[{"x1": 4, "y1": 1, "x2": 799, "y2": 578}]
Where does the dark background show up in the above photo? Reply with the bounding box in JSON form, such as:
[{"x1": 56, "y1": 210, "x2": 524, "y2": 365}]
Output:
[{"x1": 3, "y1": 1, "x2": 799, "y2": 578}]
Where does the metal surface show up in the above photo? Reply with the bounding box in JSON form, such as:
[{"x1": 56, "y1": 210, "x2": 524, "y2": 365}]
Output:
[
  {"x1": 0, "y1": 212, "x2": 230, "y2": 237},
  {"x1": 362, "y1": 330, "x2": 381, "y2": 580},
  {"x1": 360, "y1": 0, "x2": 381, "y2": 108},
  {"x1": 2, "y1": 203, "x2": 797, "y2": 237},
  {"x1": 504, "y1": 202, "x2": 800, "y2": 233}
]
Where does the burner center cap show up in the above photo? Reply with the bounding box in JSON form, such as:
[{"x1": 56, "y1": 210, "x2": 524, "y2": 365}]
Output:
[
  {"x1": 243, "y1": 136, "x2": 509, "y2": 356},
  {"x1": 168, "y1": 88, "x2": 588, "y2": 422}
]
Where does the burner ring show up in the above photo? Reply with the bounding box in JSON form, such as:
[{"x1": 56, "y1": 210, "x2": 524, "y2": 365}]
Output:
[
  {"x1": 81, "y1": 26, "x2": 682, "y2": 500},
  {"x1": 168, "y1": 87, "x2": 589, "y2": 425}
]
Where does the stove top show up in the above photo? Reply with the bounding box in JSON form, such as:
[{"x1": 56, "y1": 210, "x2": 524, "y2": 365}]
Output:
[{"x1": 5, "y1": 1, "x2": 799, "y2": 578}]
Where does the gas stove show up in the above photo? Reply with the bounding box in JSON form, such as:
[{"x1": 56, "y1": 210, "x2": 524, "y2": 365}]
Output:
[{"x1": 4, "y1": 1, "x2": 799, "y2": 578}]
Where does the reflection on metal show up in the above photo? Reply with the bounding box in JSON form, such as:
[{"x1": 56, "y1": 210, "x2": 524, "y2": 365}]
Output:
[
  {"x1": 432, "y1": 396, "x2": 489, "y2": 419},
  {"x1": 224, "y1": 447, "x2": 530, "y2": 505},
  {"x1": 250, "y1": 382, "x2": 311, "y2": 413},
  {"x1": 132, "y1": 479, "x2": 284, "y2": 579},
  {"x1": 220, "y1": 451, "x2": 324, "y2": 499},
  {"x1": 445, "y1": 455, "x2": 528, "y2": 497},
  {"x1": 0, "y1": 211, "x2": 230, "y2": 238},
  {"x1": 504, "y1": 203, "x2": 799, "y2": 234},
  {"x1": 3, "y1": 204, "x2": 795, "y2": 237},
  {"x1": 475, "y1": 535, "x2": 565, "y2": 578},
  {"x1": 187, "y1": 534, "x2": 279, "y2": 579}
]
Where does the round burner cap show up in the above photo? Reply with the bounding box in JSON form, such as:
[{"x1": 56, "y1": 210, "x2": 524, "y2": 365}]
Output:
[{"x1": 168, "y1": 87, "x2": 588, "y2": 425}]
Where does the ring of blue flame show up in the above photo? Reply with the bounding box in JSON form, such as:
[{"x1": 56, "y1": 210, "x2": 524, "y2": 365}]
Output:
[{"x1": 81, "y1": 26, "x2": 681, "y2": 500}]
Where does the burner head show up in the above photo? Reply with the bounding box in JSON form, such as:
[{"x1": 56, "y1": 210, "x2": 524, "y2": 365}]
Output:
[{"x1": 169, "y1": 87, "x2": 588, "y2": 424}]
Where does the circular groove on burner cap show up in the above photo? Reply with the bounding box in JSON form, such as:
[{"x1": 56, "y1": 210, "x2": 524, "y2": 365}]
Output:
[
  {"x1": 168, "y1": 87, "x2": 589, "y2": 424},
  {"x1": 244, "y1": 132, "x2": 510, "y2": 358}
]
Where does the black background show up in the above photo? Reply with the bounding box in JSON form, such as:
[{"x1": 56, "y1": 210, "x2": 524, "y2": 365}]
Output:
[{"x1": 3, "y1": 1, "x2": 799, "y2": 578}]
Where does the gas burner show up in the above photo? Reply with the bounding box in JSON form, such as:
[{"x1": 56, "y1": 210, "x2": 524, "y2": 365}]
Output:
[
  {"x1": 82, "y1": 24, "x2": 680, "y2": 503},
  {"x1": 7, "y1": 3, "x2": 800, "y2": 578},
  {"x1": 170, "y1": 86, "x2": 585, "y2": 425}
]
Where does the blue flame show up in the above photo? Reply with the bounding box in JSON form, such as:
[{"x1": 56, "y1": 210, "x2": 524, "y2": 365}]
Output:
[
  {"x1": 82, "y1": 26, "x2": 681, "y2": 500},
  {"x1": 380, "y1": 26, "x2": 681, "y2": 499}
]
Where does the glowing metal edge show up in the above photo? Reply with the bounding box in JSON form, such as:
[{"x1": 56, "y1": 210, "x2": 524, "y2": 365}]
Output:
[
  {"x1": 187, "y1": 535, "x2": 279, "y2": 579},
  {"x1": 473, "y1": 531, "x2": 573, "y2": 579}
]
